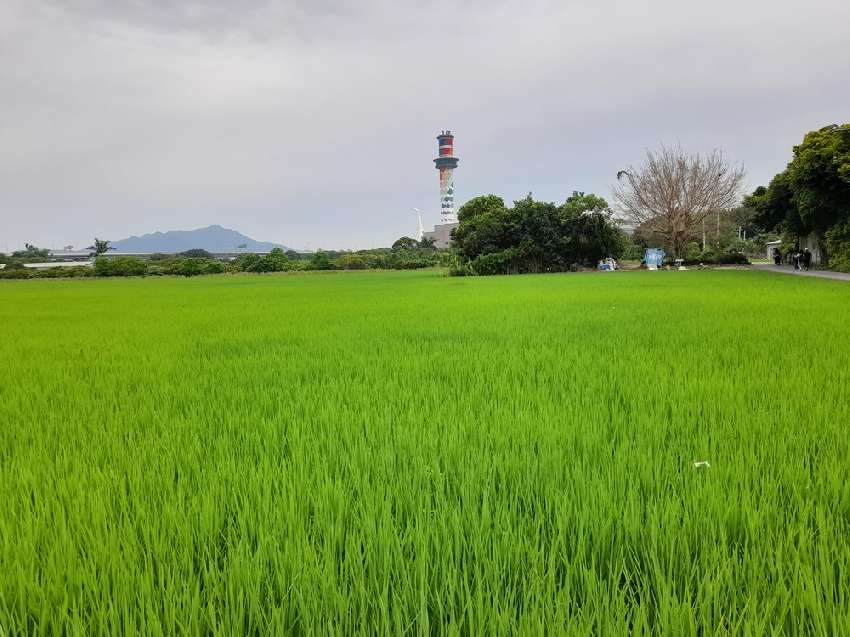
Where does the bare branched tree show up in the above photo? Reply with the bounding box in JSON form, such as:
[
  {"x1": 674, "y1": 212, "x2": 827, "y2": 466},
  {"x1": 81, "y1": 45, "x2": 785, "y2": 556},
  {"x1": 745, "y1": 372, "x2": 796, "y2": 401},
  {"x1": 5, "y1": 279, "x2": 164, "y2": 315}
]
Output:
[{"x1": 612, "y1": 146, "x2": 745, "y2": 257}]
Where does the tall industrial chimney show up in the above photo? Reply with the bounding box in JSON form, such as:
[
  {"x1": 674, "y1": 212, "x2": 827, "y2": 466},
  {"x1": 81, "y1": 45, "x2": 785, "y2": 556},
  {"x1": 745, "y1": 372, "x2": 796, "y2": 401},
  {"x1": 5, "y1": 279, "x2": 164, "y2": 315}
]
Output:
[{"x1": 433, "y1": 131, "x2": 459, "y2": 224}]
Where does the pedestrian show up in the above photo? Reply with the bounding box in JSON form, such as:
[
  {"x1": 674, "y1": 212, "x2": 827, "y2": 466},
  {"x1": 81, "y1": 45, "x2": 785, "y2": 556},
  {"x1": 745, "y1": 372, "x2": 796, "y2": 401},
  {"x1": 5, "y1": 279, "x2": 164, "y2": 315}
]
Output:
[
  {"x1": 792, "y1": 251, "x2": 800, "y2": 270},
  {"x1": 772, "y1": 247, "x2": 781, "y2": 266},
  {"x1": 803, "y1": 248, "x2": 812, "y2": 271}
]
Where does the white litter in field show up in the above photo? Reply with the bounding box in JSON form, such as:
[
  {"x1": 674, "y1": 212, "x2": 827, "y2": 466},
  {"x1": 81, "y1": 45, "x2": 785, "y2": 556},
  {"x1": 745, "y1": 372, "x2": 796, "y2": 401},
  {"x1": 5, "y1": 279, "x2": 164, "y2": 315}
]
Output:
[{"x1": 693, "y1": 460, "x2": 711, "y2": 469}]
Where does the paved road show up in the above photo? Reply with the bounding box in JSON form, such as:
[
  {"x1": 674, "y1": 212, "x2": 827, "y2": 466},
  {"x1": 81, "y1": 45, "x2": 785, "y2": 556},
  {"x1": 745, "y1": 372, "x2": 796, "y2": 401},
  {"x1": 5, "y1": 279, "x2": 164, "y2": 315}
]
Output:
[{"x1": 751, "y1": 264, "x2": 850, "y2": 282}]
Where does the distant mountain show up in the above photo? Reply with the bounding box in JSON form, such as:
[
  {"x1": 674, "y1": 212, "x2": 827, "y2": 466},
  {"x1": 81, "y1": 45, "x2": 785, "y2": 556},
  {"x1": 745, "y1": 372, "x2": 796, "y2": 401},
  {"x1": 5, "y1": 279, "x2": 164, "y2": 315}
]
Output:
[{"x1": 111, "y1": 225, "x2": 289, "y2": 253}]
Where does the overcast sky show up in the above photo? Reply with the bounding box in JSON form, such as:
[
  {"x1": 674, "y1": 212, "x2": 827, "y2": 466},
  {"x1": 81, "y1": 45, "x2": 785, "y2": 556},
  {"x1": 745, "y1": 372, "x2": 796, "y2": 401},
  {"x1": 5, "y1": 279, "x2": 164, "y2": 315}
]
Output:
[{"x1": 1, "y1": 0, "x2": 848, "y2": 251}]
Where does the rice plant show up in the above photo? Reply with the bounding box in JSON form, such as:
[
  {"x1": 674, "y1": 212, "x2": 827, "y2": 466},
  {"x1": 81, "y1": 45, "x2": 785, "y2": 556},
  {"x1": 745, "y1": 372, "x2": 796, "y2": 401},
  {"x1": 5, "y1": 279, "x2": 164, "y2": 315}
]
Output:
[{"x1": 1, "y1": 270, "x2": 849, "y2": 634}]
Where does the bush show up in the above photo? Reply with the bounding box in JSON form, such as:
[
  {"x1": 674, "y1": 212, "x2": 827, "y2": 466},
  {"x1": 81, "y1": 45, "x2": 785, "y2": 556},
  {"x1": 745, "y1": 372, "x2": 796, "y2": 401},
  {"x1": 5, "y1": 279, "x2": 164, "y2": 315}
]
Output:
[
  {"x1": 177, "y1": 259, "x2": 203, "y2": 277},
  {"x1": 246, "y1": 251, "x2": 290, "y2": 273},
  {"x1": 684, "y1": 242, "x2": 702, "y2": 261},
  {"x1": 37, "y1": 267, "x2": 91, "y2": 278},
  {"x1": 446, "y1": 261, "x2": 476, "y2": 277},
  {"x1": 0, "y1": 267, "x2": 33, "y2": 279},
  {"x1": 715, "y1": 252, "x2": 750, "y2": 265},
  {"x1": 234, "y1": 253, "x2": 261, "y2": 271},
  {"x1": 620, "y1": 238, "x2": 645, "y2": 261},
  {"x1": 680, "y1": 251, "x2": 750, "y2": 266},
  {"x1": 94, "y1": 257, "x2": 147, "y2": 277},
  {"x1": 203, "y1": 260, "x2": 226, "y2": 275},
  {"x1": 153, "y1": 259, "x2": 186, "y2": 276},
  {"x1": 825, "y1": 223, "x2": 850, "y2": 272},
  {"x1": 249, "y1": 257, "x2": 277, "y2": 273},
  {"x1": 469, "y1": 248, "x2": 527, "y2": 275},
  {"x1": 307, "y1": 251, "x2": 336, "y2": 271},
  {"x1": 335, "y1": 254, "x2": 368, "y2": 270}
]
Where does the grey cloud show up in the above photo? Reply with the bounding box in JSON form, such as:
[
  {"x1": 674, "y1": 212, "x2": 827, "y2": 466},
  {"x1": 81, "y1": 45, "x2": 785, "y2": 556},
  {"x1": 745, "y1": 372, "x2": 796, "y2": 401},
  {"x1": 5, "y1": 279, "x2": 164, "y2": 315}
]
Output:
[{"x1": 1, "y1": 0, "x2": 849, "y2": 251}]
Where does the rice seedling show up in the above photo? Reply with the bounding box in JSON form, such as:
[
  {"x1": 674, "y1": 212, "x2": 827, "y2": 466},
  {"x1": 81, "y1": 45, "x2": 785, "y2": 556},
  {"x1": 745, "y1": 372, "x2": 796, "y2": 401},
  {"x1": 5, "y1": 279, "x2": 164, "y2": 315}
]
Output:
[{"x1": 1, "y1": 270, "x2": 849, "y2": 634}]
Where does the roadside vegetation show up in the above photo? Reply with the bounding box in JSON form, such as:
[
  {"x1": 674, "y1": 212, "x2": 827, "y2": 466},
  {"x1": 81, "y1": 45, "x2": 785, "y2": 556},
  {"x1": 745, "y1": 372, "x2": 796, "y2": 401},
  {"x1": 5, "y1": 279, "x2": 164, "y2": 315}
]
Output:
[{"x1": 745, "y1": 123, "x2": 850, "y2": 271}]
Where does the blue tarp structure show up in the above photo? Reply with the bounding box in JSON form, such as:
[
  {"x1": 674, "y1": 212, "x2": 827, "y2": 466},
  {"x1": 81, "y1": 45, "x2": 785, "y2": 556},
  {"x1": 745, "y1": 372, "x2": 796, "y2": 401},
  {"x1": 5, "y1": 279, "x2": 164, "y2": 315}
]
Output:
[{"x1": 644, "y1": 248, "x2": 665, "y2": 268}]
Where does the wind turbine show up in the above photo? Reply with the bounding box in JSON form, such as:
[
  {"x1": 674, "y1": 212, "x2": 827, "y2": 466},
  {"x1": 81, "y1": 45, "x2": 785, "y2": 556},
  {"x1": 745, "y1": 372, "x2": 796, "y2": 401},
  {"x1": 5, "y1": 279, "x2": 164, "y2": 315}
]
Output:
[{"x1": 413, "y1": 208, "x2": 424, "y2": 241}]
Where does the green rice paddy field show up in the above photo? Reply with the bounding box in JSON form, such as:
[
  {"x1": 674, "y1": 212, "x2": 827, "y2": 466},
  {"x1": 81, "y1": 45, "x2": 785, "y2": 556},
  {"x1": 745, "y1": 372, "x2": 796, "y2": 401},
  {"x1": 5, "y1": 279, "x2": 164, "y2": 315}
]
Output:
[{"x1": 1, "y1": 269, "x2": 849, "y2": 634}]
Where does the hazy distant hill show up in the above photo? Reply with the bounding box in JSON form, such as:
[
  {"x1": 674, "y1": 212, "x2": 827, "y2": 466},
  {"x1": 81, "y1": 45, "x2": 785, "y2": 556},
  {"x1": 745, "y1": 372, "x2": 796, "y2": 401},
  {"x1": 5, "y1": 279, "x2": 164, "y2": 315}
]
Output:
[{"x1": 111, "y1": 225, "x2": 289, "y2": 253}]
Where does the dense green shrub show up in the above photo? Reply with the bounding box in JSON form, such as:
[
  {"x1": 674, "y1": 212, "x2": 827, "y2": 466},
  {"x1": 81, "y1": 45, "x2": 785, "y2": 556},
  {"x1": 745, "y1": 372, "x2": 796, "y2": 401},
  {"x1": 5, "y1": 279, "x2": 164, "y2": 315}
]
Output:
[
  {"x1": 620, "y1": 237, "x2": 645, "y2": 261},
  {"x1": 0, "y1": 267, "x2": 34, "y2": 279},
  {"x1": 382, "y1": 249, "x2": 440, "y2": 270},
  {"x1": 469, "y1": 248, "x2": 527, "y2": 275},
  {"x1": 680, "y1": 251, "x2": 750, "y2": 266},
  {"x1": 1, "y1": 265, "x2": 94, "y2": 279},
  {"x1": 335, "y1": 254, "x2": 368, "y2": 270},
  {"x1": 234, "y1": 253, "x2": 261, "y2": 271},
  {"x1": 244, "y1": 249, "x2": 291, "y2": 273},
  {"x1": 203, "y1": 260, "x2": 226, "y2": 275},
  {"x1": 445, "y1": 260, "x2": 476, "y2": 277},
  {"x1": 37, "y1": 267, "x2": 91, "y2": 278},
  {"x1": 684, "y1": 242, "x2": 702, "y2": 261},
  {"x1": 715, "y1": 252, "x2": 750, "y2": 265},
  {"x1": 94, "y1": 257, "x2": 147, "y2": 277},
  {"x1": 453, "y1": 192, "x2": 624, "y2": 275},
  {"x1": 825, "y1": 222, "x2": 850, "y2": 272},
  {"x1": 177, "y1": 259, "x2": 203, "y2": 277},
  {"x1": 307, "y1": 251, "x2": 337, "y2": 271},
  {"x1": 249, "y1": 257, "x2": 278, "y2": 273}
]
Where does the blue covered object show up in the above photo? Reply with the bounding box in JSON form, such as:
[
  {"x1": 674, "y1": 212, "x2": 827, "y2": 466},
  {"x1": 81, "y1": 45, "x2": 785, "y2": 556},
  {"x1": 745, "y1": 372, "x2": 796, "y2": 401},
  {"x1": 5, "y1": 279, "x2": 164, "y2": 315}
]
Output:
[{"x1": 644, "y1": 248, "x2": 665, "y2": 268}]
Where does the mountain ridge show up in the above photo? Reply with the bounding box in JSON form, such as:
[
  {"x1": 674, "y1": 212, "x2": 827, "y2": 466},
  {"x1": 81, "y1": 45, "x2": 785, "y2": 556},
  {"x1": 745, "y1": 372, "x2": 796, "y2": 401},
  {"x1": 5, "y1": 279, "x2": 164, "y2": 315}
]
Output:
[{"x1": 111, "y1": 225, "x2": 289, "y2": 253}]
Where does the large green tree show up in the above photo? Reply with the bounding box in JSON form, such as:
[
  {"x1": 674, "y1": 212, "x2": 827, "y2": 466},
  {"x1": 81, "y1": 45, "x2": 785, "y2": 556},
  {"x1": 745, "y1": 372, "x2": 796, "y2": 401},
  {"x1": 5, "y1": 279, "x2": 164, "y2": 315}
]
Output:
[
  {"x1": 453, "y1": 192, "x2": 624, "y2": 275},
  {"x1": 745, "y1": 124, "x2": 850, "y2": 257},
  {"x1": 391, "y1": 236, "x2": 418, "y2": 251}
]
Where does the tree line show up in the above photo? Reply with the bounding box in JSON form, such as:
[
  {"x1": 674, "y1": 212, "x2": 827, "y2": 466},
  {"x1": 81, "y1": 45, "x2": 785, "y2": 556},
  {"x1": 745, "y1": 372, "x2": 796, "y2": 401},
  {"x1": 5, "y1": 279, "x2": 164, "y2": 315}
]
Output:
[
  {"x1": 743, "y1": 124, "x2": 850, "y2": 271},
  {"x1": 450, "y1": 192, "x2": 626, "y2": 275},
  {"x1": 0, "y1": 244, "x2": 451, "y2": 280},
  {"x1": 5, "y1": 124, "x2": 846, "y2": 279},
  {"x1": 610, "y1": 124, "x2": 850, "y2": 270}
]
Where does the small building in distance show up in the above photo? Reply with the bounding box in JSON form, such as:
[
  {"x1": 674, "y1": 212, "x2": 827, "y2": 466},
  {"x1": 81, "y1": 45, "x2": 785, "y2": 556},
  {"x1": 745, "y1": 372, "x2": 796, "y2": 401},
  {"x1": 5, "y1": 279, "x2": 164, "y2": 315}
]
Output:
[
  {"x1": 23, "y1": 261, "x2": 94, "y2": 270},
  {"x1": 423, "y1": 222, "x2": 458, "y2": 250},
  {"x1": 48, "y1": 249, "x2": 94, "y2": 261},
  {"x1": 765, "y1": 235, "x2": 823, "y2": 265}
]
